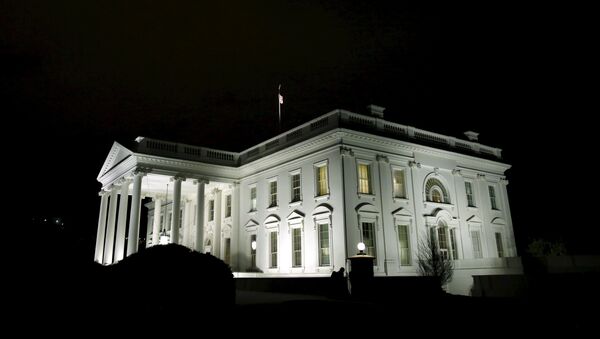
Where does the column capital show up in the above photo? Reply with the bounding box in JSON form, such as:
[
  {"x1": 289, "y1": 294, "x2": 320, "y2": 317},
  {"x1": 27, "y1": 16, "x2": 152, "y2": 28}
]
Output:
[
  {"x1": 408, "y1": 161, "x2": 421, "y2": 168},
  {"x1": 477, "y1": 173, "x2": 486, "y2": 180},
  {"x1": 433, "y1": 167, "x2": 440, "y2": 175},
  {"x1": 340, "y1": 146, "x2": 354, "y2": 157},
  {"x1": 193, "y1": 177, "x2": 209, "y2": 185},
  {"x1": 133, "y1": 167, "x2": 152, "y2": 176},
  {"x1": 171, "y1": 174, "x2": 186, "y2": 182},
  {"x1": 452, "y1": 168, "x2": 462, "y2": 176},
  {"x1": 376, "y1": 154, "x2": 389, "y2": 163},
  {"x1": 116, "y1": 177, "x2": 131, "y2": 186},
  {"x1": 98, "y1": 190, "x2": 108, "y2": 196},
  {"x1": 500, "y1": 177, "x2": 509, "y2": 185}
]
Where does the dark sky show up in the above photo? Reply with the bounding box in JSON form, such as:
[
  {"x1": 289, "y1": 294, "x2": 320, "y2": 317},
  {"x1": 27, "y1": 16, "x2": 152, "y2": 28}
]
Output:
[{"x1": 3, "y1": 1, "x2": 595, "y2": 254}]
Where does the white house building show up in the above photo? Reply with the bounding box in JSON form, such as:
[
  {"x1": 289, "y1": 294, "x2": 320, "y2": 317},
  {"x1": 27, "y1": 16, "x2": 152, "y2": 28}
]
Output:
[{"x1": 95, "y1": 105, "x2": 521, "y2": 295}]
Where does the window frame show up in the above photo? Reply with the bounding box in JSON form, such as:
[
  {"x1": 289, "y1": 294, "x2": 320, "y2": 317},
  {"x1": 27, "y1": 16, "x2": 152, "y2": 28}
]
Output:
[
  {"x1": 249, "y1": 184, "x2": 257, "y2": 212},
  {"x1": 465, "y1": 181, "x2": 476, "y2": 207},
  {"x1": 314, "y1": 160, "x2": 330, "y2": 198},
  {"x1": 268, "y1": 179, "x2": 278, "y2": 208},
  {"x1": 357, "y1": 160, "x2": 373, "y2": 195},
  {"x1": 392, "y1": 168, "x2": 407, "y2": 199},
  {"x1": 290, "y1": 169, "x2": 302, "y2": 204}
]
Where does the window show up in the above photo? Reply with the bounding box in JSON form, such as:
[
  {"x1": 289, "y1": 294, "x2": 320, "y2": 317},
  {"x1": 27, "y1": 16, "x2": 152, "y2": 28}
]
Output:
[
  {"x1": 250, "y1": 234, "x2": 257, "y2": 267},
  {"x1": 224, "y1": 238, "x2": 231, "y2": 264},
  {"x1": 316, "y1": 164, "x2": 329, "y2": 196},
  {"x1": 465, "y1": 182, "x2": 475, "y2": 207},
  {"x1": 425, "y1": 178, "x2": 449, "y2": 203},
  {"x1": 291, "y1": 173, "x2": 301, "y2": 202},
  {"x1": 269, "y1": 232, "x2": 278, "y2": 268},
  {"x1": 208, "y1": 200, "x2": 215, "y2": 221},
  {"x1": 488, "y1": 186, "x2": 498, "y2": 210},
  {"x1": 250, "y1": 186, "x2": 257, "y2": 211},
  {"x1": 393, "y1": 169, "x2": 406, "y2": 198},
  {"x1": 397, "y1": 225, "x2": 411, "y2": 265},
  {"x1": 471, "y1": 230, "x2": 483, "y2": 258},
  {"x1": 495, "y1": 232, "x2": 504, "y2": 258},
  {"x1": 435, "y1": 223, "x2": 459, "y2": 260},
  {"x1": 292, "y1": 228, "x2": 302, "y2": 267},
  {"x1": 225, "y1": 195, "x2": 231, "y2": 217},
  {"x1": 362, "y1": 222, "x2": 377, "y2": 265},
  {"x1": 269, "y1": 181, "x2": 278, "y2": 207},
  {"x1": 318, "y1": 223, "x2": 330, "y2": 266},
  {"x1": 358, "y1": 163, "x2": 371, "y2": 194}
]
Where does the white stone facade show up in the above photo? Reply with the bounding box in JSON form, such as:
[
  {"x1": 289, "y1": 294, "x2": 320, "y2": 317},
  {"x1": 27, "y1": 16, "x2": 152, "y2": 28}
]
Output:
[{"x1": 95, "y1": 106, "x2": 521, "y2": 295}]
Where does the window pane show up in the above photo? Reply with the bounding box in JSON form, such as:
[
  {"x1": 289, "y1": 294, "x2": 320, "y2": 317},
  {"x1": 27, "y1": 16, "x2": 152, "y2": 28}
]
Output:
[
  {"x1": 319, "y1": 223, "x2": 330, "y2": 266},
  {"x1": 398, "y1": 225, "x2": 410, "y2": 265},
  {"x1": 358, "y1": 164, "x2": 370, "y2": 194},
  {"x1": 450, "y1": 228, "x2": 458, "y2": 260},
  {"x1": 362, "y1": 222, "x2": 377, "y2": 265},
  {"x1": 489, "y1": 186, "x2": 497, "y2": 210},
  {"x1": 471, "y1": 230, "x2": 482, "y2": 258},
  {"x1": 465, "y1": 182, "x2": 475, "y2": 207},
  {"x1": 250, "y1": 234, "x2": 256, "y2": 267},
  {"x1": 270, "y1": 232, "x2": 278, "y2": 268},
  {"x1": 393, "y1": 170, "x2": 405, "y2": 198},
  {"x1": 209, "y1": 200, "x2": 215, "y2": 221},
  {"x1": 269, "y1": 181, "x2": 277, "y2": 207},
  {"x1": 225, "y1": 195, "x2": 231, "y2": 217},
  {"x1": 292, "y1": 174, "x2": 301, "y2": 202},
  {"x1": 292, "y1": 228, "x2": 302, "y2": 267},
  {"x1": 317, "y1": 165, "x2": 329, "y2": 196},
  {"x1": 495, "y1": 232, "x2": 504, "y2": 258},
  {"x1": 250, "y1": 187, "x2": 257, "y2": 211}
]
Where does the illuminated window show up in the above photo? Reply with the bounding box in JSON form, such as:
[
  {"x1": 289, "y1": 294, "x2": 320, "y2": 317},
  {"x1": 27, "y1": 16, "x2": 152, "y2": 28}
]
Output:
[
  {"x1": 208, "y1": 200, "x2": 215, "y2": 221},
  {"x1": 397, "y1": 225, "x2": 411, "y2": 265},
  {"x1": 362, "y1": 222, "x2": 377, "y2": 265},
  {"x1": 425, "y1": 178, "x2": 449, "y2": 203},
  {"x1": 465, "y1": 181, "x2": 475, "y2": 207},
  {"x1": 269, "y1": 180, "x2": 278, "y2": 207},
  {"x1": 495, "y1": 232, "x2": 504, "y2": 258},
  {"x1": 250, "y1": 186, "x2": 257, "y2": 211},
  {"x1": 270, "y1": 231, "x2": 278, "y2": 268},
  {"x1": 358, "y1": 163, "x2": 372, "y2": 194},
  {"x1": 488, "y1": 186, "x2": 498, "y2": 210},
  {"x1": 471, "y1": 230, "x2": 483, "y2": 258},
  {"x1": 225, "y1": 195, "x2": 231, "y2": 217},
  {"x1": 318, "y1": 223, "x2": 330, "y2": 266},
  {"x1": 316, "y1": 164, "x2": 329, "y2": 196},
  {"x1": 291, "y1": 173, "x2": 302, "y2": 202},
  {"x1": 292, "y1": 228, "x2": 302, "y2": 267},
  {"x1": 393, "y1": 169, "x2": 406, "y2": 198}
]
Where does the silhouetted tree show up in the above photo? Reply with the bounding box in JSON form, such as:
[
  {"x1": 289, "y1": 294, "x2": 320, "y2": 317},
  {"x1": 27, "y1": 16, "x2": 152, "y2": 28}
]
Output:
[{"x1": 417, "y1": 230, "x2": 453, "y2": 288}]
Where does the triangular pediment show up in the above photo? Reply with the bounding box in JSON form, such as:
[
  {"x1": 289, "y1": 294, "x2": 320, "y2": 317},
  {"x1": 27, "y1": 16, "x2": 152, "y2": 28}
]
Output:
[
  {"x1": 287, "y1": 210, "x2": 305, "y2": 221},
  {"x1": 97, "y1": 142, "x2": 134, "y2": 180},
  {"x1": 391, "y1": 207, "x2": 413, "y2": 217},
  {"x1": 491, "y1": 217, "x2": 506, "y2": 225},
  {"x1": 466, "y1": 215, "x2": 483, "y2": 223},
  {"x1": 244, "y1": 219, "x2": 259, "y2": 232}
]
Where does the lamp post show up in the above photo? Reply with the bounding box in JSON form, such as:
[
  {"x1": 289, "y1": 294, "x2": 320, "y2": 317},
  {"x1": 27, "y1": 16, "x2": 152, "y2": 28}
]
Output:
[{"x1": 348, "y1": 242, "x2": 375, "y2": 299}]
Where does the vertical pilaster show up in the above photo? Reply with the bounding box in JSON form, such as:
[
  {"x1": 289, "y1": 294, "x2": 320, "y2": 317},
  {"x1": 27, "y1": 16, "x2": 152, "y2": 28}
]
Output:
[
  {"x1": 231, "y1": 181, "x2": 240, "y2": 270},
  {"x1": 103, "y1": 186, "x2": 119, "y2": 264},
  {"x1": 114, "y1": 179, "x2": 130, "y2": 262},
  {"x1": 194, "y1": 178, "x2": 208, "y2": 252},
  {"x1": 95, "y1": 191, "x2": 109, "y2": 263},
  {"x1": 126, "y1": 169, "x2": 146, "y2": 256}
]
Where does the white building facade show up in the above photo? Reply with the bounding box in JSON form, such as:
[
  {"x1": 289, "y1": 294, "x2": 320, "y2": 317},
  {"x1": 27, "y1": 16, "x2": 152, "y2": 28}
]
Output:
[{"x1": 95, "y1": 105, "x2": 521, "y2": 295}]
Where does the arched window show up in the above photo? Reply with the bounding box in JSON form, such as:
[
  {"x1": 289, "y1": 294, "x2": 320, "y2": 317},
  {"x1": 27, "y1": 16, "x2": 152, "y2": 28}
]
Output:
[
  {"x1": 425, "y1": 178, "x2": 450, "y2": 204},
  {"x1": 431, "y1": 221, "x2": 459, "y2": 260}
]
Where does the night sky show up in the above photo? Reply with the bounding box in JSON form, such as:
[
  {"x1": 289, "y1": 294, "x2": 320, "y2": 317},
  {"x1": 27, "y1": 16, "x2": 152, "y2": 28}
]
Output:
[{"x1": 3, "y1": 1, "x2": 595, "y2": 256}]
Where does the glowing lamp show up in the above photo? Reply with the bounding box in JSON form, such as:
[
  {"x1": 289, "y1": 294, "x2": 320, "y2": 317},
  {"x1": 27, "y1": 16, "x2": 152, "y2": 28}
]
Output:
[
  {"x1": 357, "y1": 242, "x2": 366, "y2": 255},
  {"x1": 251, "y1": 240, "x2": 257, "y2": 251},
  {"x1": 159, "y1": 230, "x2": 170, "y2": 245}
]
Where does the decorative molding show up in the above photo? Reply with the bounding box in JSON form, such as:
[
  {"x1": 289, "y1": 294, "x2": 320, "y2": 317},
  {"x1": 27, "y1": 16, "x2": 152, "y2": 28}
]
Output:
[
  {"x1": 477, "y1": 173, "x2": 486, "y2": 180},
  {"x1": 452, "y1": 168, "x2": 462, "y2": 176},
  {"x1": 134, "y1": 167, "x2": 152, "y2": 176},
  {"x1": 340, "y1": 146, "x2": 354, "y2": 157},
  {"x1": 408, "y1": 161, "x2": 421, "y2": 168},
  {"x1": 433, "y1": 167, "x2": 440, "y2": 175},
  {"x1": 171, "y1": 174, "x2": 186, "y2": 182},
  {"x1": 500, "y1": 178, "x2": 509, "y2": 185},
  {"x1": 193, "y1": 177, "x2": 209, "y2": 185},
  {"x1": 376, "y1": 154, "x2": 389, "y2": 163}
]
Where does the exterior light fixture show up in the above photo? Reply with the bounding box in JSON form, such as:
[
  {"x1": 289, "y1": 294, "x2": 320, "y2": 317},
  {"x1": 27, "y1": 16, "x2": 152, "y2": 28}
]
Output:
[
  {"x1": 357, "y1": 242, "x2": 366, "y2": 255},
  {"x1": 251, "y1": 240, "x2": 257, "y2": 251},
  {"x1": 159, "y1": 230, "x2": 170, "y2": 245}
]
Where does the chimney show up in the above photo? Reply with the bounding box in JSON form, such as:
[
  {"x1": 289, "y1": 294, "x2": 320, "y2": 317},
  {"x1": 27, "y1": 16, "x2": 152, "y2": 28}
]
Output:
[
  {"x1": 464, "y1": 131, "x2": 479, "y2": 142},
  {"x1": 366, "y1": 104, "x2": 385, "y2": 118}
]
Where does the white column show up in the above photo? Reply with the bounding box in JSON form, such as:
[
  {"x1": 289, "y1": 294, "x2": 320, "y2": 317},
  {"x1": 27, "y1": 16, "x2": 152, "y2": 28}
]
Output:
[
  {"x1": 231, "y1": 182, "x2": 240, "y2": 270},
  {"x1": 170, "y1": 176, "x2": 184, "y2": 244},
  {"x1": 194, "y1": 179, "x2": 208, "y2": 252},
  {"x1": 103, "y1": 186, "x2": 119, "y2": 264},
  {"x1": 151, "y1": 197, "x2": 162, "y2": 245},
  {"x1": 94, "y1": 191, "x2": 109, "y2": 263},
  {"x1": 500, "y1": 179, "x2": 517, "y2": 256},
  {"x1": 127, "y1": 169, "x2": 145, "y2": 256},
  {"x1": 114, "y1": 180, "x2": 130, "y2": 262},
  {"x1": 213, "y1": 189, "x2": 222, "y2": 258},
  {"x1": 182, "y1": 199, "x2": 192, "y2": 248}
]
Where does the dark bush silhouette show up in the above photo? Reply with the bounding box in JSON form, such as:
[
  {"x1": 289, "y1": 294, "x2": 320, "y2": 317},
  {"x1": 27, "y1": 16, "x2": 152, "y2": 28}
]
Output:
[{"x1": 101, "y1": 244, "x2": 234, "y2": 318}]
